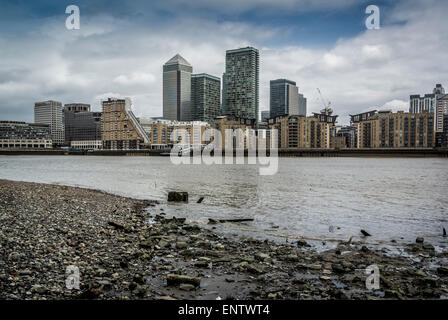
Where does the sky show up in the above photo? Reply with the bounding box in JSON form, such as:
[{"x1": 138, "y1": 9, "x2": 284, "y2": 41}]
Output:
[{"x1": 0, "y1": 0, "x2": 447, "y2": 125}]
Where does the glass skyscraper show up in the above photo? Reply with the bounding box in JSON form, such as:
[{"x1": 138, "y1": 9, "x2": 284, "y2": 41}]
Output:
[
  {"x1": 191, "y1": 73, "x2": 221, "y2": 125},
  {"x1": 269, "y1": 79, "x2": 299, "y2": 118},
  {"x1": 163, "y1": 54, "x2": 193, "y2": 121},
  {"x1": 223, "y1": 47, "x2": 259, "y2": 124}
]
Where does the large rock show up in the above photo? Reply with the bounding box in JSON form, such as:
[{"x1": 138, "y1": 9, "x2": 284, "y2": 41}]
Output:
[{"x1": 167, "y1": 191, "x2": 188, "y2": 202}]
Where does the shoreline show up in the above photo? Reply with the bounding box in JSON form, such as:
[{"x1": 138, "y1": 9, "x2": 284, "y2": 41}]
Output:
[
  {"x1": 1, "y1": 148, "x2": 448, "y2": 158},
  {"x1": 1, "y1": 179, "x2": 447, "y2": 300}
]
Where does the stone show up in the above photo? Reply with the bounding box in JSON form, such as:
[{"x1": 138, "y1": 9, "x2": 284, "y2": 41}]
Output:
[
  {"x1": 255, "y1": 253, "x2": 270, "y2": 261},
  {"x1": 437, "y1": 267, "x2": 448, "y2": 275},
  {"x1": 416, "y1": 237, "x2": 424, "y2": 243},
  {"x1": 176, "y1": 241, "x2": 188, "y2": 249},
  {"x1": 297, "y1": 239, "x2": 308, "y2": 247},
  {"x1": 309, "y1": 264, "x2": 322, "y2": 270},
  {"x1": 179, "y1": 283, "x2": 195, "y2": 291},
  {"x1": 167, "y1": 191, "x2": 188, "y2": 202},
  {"x1": 31, "y1": 285, "x2": 48, "y2": 294}
]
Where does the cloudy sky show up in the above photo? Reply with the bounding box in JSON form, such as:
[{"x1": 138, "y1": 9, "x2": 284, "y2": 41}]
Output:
[{"x1": 0, "y1": 0, "x2": 447, "y2": 125}]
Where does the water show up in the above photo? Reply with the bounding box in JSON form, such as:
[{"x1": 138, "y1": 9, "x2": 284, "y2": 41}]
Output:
[{"x1": 1, "y1": 155, "x2": 447, "y2": 251}]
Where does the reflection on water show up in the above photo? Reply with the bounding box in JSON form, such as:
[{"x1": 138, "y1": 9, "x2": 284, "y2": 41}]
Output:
[{"x1": 1, "y1": 155, "x2": 447, "y2": 251}]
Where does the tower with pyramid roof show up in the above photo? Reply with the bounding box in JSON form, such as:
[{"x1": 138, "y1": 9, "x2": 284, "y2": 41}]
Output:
[{"x1": 163, "y1": 54, "x2": 193, "y2": 121}]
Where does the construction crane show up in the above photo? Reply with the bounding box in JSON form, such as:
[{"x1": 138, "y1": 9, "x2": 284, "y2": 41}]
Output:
[{"x1": 316, "y1": 88, "x2": 333, "y2": 115}]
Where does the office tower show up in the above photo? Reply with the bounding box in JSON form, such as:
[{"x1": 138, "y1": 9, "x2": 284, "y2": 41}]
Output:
[
  {"x1": 101, "y1": 98, "x2": 149, "y2": 150},
  {"x1": 261, "y1": 110, "x2": 270, "y2": 121},
  {"x1": 64, "y1": 104, "x2": 102, "y2": 149},
  {"x1": 298, "y1": 93, "x2": 307, "y2": 116},
  {"x1": 270, "y1": 79, "x2": 299, "y2": 118},
  {"x1": 0, "y1": 121, "x2": 52, "y2": 149},
  {"x1": 34, "y1": 100, "x2": 64, "y2": 146},
  {"x1": 163, "y1": 54, "x2": 193, "y2": 121},
  {"x1": 224, "y1": 47, "x2": 259, "y2": 123},
  {"x1": 191, "y1": 73, "x2": 221, "y2": 125}
]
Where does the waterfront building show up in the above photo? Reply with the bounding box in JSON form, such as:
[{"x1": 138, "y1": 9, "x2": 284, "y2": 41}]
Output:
[
  {"x1": 0, "y1": 121, "x2": 52, "y2": 149},
  {"x1": 270, "y1": 79, "x2": 299, "y2": 118},
  {"x1": 223, "y1": 47, "x2": 259, "y2": 124},
  {"x1": 138, "y1": 118, "x2": 210, "y2": 149},
  {"x1": 353, "y1": 110, "x2": 434, "y2": 148},
  {"x1": 64, "y1": 104, "x2": 102, "y2": 149},
  {"x1": 101, "y1": 98, "x2": 149, "y2": 150},
  {"x1": 191, "y1": 73, "x2": 221, "y2": 125},
  {"x1": 34, "y1": 100, "x2": 64, "y2": 146},
  {"x1": 214, "y1": 116, "x2": 255, "y2": 150},
  {"x1": 330, "y1": 126, "x2": 357, "y2": 149},
  {"x1": 163, "y1": 54, "x2": 193, "y2": 121},
  {"x1": 268, "y1": 111, "x2": 338, "y2": 149},
  {"x1": 410, "y1": 84, "x2": 445, "y2": 132}
]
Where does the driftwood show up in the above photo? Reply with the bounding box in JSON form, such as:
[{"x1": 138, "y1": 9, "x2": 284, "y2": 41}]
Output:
[
  {"x1": 166, "y1": 274, "x2": 201, "y2": 287},
  {"x1": 360, "y1": 229, "x2": 371, "y2": 237},
  {"x1": 208, "y1": 218, "x2": 254, "y2": 224}
]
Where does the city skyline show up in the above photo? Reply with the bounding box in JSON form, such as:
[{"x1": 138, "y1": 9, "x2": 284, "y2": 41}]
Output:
[{"x1": 1, "y1": 0, "x2": 448, "y2": 126}]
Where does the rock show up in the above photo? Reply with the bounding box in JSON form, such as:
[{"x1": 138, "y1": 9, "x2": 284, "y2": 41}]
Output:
[
  {"x1": 8, "y1": 252, "x2": 21, "y2": 261},
  {"x1": 416, "y1": 237, "x2": 424, "y2": 243},
  {"x1": 167, "y1": 191, "x2": 188, "y2": 202},
  {"x1": 179, "y1": 283, "x2": 195, "y2": 291},
  {"x1": 208, "y1": 219, "x2": 218, "y2": 225},
  {"x1": 422, "y1": 243, "x2": 434, "y2": 251},
  {"x1": 443, "y1": 227, "x2": 447, "y2": 237},
  {"x1": 320, "y1": 276, "x2": 331, "y2": 281},
  {"x1": 309, "y1": 264, "x2": 322, "y2": 270},
  {"x1": 255, "y1": 252, "x2": 270, "y2": 261},
  {"x1": 176, "y1": 241, "x2": 188, "y2": 249},
  {"x1": 108, "y1": 221, "x2": 125, "y2": 230},
  {"x1": 194, "y1": 261, "x2": 209, "y2": 268},
  {"x1": 239, "y1": 261, "x2": 264, "y2": 274},
  {"x1": 133, "y1": 273, "x2": 145, "y2": 285},
  {"x1": 166, "y1": 274, "x2": 201, "y2": 287},
  {"x1": 360, "y1": 229, "x2": 371, "y2": 237},
  {"x1": 135, "y1": 285, "x2": 147, "y2": 296},
  {"x1": 158, "y1": 240, "x2": 170, "y2": 249},
  {"x1": 31, "y1": 285, "x2": 48, "y2": 294},
  {"x1": 297, "y1": 239, "x2": 308, "y2": 247},
  {"x1": 437, "y1": 267, "x2": 448, "y2": 275},
  {"x1": 128, "y1": 282, "x2": 137, "y2": 291},
  {"x1": 197, "y1": 197, "x2": 204, "y2": 204},
  {"x1": 361, "y1": 246, "x2": 369, "y2": 253}
]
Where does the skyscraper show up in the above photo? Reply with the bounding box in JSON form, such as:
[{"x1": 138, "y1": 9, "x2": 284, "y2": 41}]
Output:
[
  {"x1": 163, "y1": 54, "x2": 193, "y2": 121},
  {"x1": 64, "y1": 103, "x2": 102, "y2": 149},
  {"x1": 191, "y1": 73, "x2": 221, "y2": 125},
  {"x1": 224, "y1": 47, "x2": 259, "y2": 124},
  {"x1": 34, "y1": 100, "x2": 64, "y2": 146},
  {"x1": 298, "y1": 93, "x2": 307, "y2": 116},
  {"x1": 269, "y1": 79, "x2": 299, "y2": 118}
]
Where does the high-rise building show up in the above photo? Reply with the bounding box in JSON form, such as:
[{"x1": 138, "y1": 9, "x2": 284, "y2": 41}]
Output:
[
  {"x1": 101, "y1": 98, "x2": 149, "y2": 150},
  {"x1": 191, "y1": 73, "x2": 221, "y2": 125},
  {"x1": 222, "y1": 72, "x2": 227, "y2": 115},
  {"x1": 0, "y1": 121, "x2": 52, "y2": 149},
  {"x1": 34, "y1": 100, "x2": 64, "y2": 146},
  {"x1": 163, "y1": 54, "x2": 193, "y2": 121},
  {"x1": 410, "y1": 84, "x2": 445, "y2": 131},
  {"x1": 64, "y1": 104, "x2": 102, "y2": 149},
  {"x1": 270, "y1": 79, "x2": 299, "y2": 118},
  {"x1": 443, "y1": 114, "x2": 448, "y2": 148},
  {"x1": 298, "y1": 93, "x2": 307, "y2": 116},
  {"x1": 223, "y1": 47, "x2": 259, "y2": 124}
]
